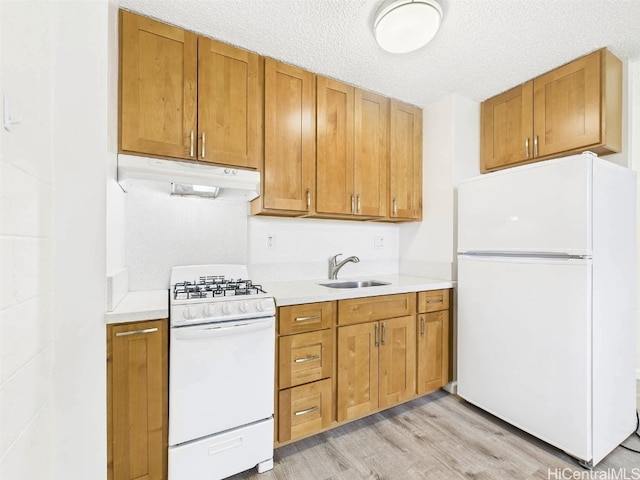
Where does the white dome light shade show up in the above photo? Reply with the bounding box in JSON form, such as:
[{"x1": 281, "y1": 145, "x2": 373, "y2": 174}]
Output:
[{"x1": 374, "y1": 0, "x2": 443, "y2": 54}]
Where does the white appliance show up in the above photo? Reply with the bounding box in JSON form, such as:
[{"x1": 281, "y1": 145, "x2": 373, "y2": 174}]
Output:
[
  {"x1": 168, "y1": 264, "x2": 276, "y2": 480},
  {"x1": 456, "y1": 152, "x2": 637, "y2": 468},
  {"x1": 118, "y1": 154, "x2": 260, "y2": 200}
]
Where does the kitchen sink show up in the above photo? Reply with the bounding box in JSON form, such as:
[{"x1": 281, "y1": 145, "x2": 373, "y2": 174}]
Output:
[{"x1": 319, "y1": 280, "x2": 391, "y2": 289}]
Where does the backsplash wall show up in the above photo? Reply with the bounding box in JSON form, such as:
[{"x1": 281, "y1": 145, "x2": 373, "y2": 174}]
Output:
[
  {"x1": 125, "y1": 186, "x2": 248, "y2": 290},
  {"x1": 125, "y1": 186, "x2": 401, "y2": 290}
]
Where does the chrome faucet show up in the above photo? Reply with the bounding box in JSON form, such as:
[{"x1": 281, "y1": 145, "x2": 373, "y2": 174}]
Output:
[{"x1": 329, "y1": 253, "x2": 360, "y2": 279}]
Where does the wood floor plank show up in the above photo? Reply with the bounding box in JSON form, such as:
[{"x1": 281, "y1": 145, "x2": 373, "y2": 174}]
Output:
[{"x1": 229, "y1": 382, "x2": 640, "y2": 480}]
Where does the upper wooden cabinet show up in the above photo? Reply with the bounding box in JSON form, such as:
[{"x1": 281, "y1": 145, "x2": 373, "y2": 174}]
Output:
[
  {"x1": 197, "y1": 37, "x2": 262, "y2": 168},
  {"x1": 481, "y1": 48, "x2": 622, "y2": 173},
  {"x1": 119, "y1": 10, "x2": 262, "y2": 169},
  {"x1": 251, "y1": 59, "x2": 316, "y2": 216},
  {"x1": 315, "y1": 77, "x2": 388, "y2": 218},
  {"x1": 389, "y1": 100, "x2": 422, "y2": 220},
  {"x1": 119, "y1": 10, "x2": 197, "y2": 160}
]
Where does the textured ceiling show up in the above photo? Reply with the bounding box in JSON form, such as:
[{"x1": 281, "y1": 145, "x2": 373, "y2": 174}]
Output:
[{"x1": 119, "y1": 0, "x2": 640, "y2": 108}]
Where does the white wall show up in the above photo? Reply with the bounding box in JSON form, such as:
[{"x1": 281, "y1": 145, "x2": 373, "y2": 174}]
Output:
[
  {"x1": 399, "y1": 94, "x2": 480, "y2": 280},
  {"x1": 125, "y1": 188, "x2": 249, "y2": 290},
  {"x1": 631, "y1": 58, "x2": 640, "y2": 380},
  {"x1": 0, "y1": 2, "x2": 55, "y2": 478},
  {"x1": 248, "y1": 216, "x2": 399, "y2": 282},
  {"x1": 52, "y1": 1, "x2": 108, "y2": 479},
  {"x1": 123, "y1": 186, "x2": 400, "y2": 289}
]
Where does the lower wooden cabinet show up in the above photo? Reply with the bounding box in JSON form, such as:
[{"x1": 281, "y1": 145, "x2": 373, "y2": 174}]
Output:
[
  {"x1": 278, "y1": 378, "x2": 332, "y2": 443},
  {"x1": 107, "y1": 319, "x2": 168, "y2": 480},
  {"x1": 337, "y1": 314, "x2": 416, "y2": 422},
  {"x1": 276, "y1": 289, "x2": 451, "y2": 445},
  {"x1": 416, "y1": 290, "x2": 451, "y2": 395}
]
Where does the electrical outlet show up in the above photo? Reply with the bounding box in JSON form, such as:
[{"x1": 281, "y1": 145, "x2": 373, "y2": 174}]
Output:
[
  {"x1": 266, "y1": 234, "x2": 276, "y2": 249},
  {"x1": 374, "y1": 236, "x2": 384, "y2": 249}
]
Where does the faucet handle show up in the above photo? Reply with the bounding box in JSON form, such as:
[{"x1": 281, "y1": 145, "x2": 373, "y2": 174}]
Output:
[{"x1": 329, "y1": 253, "x2": 342, "y2": 265}]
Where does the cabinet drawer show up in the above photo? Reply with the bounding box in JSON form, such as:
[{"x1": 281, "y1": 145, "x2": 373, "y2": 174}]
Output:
[
  {"x1": 278, "y1": 379, "x2": 332, "y2": 443},
  {"x1": 279, "y1": 330, "x2": 333, "y2": 389},
  {"x1": 338, "y1": 293, "x2": 415, "y2": 325},
  {"x1": 279, "y1": 301, "x2": 335, "y2": 335},
  {"x1": 417, "y1": 289, "x2": 450, "y2": 313}
]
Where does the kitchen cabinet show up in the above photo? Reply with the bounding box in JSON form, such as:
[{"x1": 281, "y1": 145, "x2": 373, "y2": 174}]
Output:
[
  {"x1": 107, "y1": 319, "x2": 168, "y2": 480},
  {"x1": 251, "y1": 59, "x2": 316, "y2": 216},
  {"x1": 119, "y1": 10, "x2": 262, "y2": 169},
  {"x1": 276, "y1": 301, "x2": 335, "y2": 443},
  {"x1": 315, "y1": 77, "x2": 388, "y2": 218},
  {"x1": 481, "y1": 48, "x2": 622, "y2": 173},
  {"x1": 416, "y1": 290, "x2": 451, "y2": 395},
  {"x1": 119, "y1": 10, "x2": 196, "y2": 160},
  {"x1": 389, "y1": 100, "x2": 422, "y2": 220},
  {"x1": 336, "y1": 294, "x2": 416, "y2": 422}
]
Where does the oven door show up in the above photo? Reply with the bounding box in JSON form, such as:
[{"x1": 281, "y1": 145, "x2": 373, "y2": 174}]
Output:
[{"x1": 168, "y1": 316, "x2": 275, "y2": 446}]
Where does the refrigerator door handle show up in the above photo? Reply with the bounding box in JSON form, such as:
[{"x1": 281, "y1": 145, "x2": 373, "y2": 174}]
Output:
[{"x1": 459, "y1": 251, "x2": 590, "y2": 260}]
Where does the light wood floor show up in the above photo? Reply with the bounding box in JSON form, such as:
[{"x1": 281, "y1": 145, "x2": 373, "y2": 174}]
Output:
[{"x1": 231, "y1": 382, "x2": 640, "y2": 480}]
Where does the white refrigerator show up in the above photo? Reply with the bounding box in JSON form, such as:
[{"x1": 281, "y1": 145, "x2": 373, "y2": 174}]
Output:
[{"x1": 456, "y1": 152, "x2": 637, "y2": 468}]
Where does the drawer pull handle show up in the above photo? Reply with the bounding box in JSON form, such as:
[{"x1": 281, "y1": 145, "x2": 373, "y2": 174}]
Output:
[
  {"x1": 427, "y1": 299, "x2": 443, "y2": 304},
  {"x1": 295, "y1": 315, "x2": 320, "y2": 323},
  {"x1": 294, "y1": 355, "x2": 320, "y2": 363},
  {"x1": 115, "y1": 327, "x2": 158, "y2": 337},
  {"x1": 294, "y1": 406, "x2": 319, "y2": 416}
]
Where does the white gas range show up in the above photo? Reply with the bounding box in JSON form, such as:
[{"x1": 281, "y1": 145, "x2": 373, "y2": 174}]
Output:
[{"x1": 168, "y1": 264, "x2": 276, "y2": 480}]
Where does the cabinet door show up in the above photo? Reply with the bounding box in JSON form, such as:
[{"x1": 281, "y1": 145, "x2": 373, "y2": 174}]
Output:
[
  {"x1": 355, "y1": 90, "x2": 388, "y2": 218},
  {"x1": 119, "y1": 10, "x2": 197, "y2": 160},
  {"x1": 263, "y1": 59, "x2": 316, "y2": 212},
  {"x1": 533, "y1": 50, "x2": 601, "y2": 158},
  {"x1": 197, "y1": 37, "x2": 262, "y2": 168},
  {"x1": 378, "y1": 316, "x2": 416, "y2": 408},
  {"x1": 316, "y1": 77, "x2": 354, "y2": 215},
  {"x1": 337, "y1": 322, "x2": 379, "y2": 421},
  {"x1": 108, "y1": 319, "x2": 168, "y2": 480},
  {"x1": 480, "y1": 82, "x2": 533, "y2": 172},
  {"x1": 417, "y1": 311, "x2": 449, "y2": 395},
  {"x1": 389, "y1": 100, "x2": 422, "y2": 220}
]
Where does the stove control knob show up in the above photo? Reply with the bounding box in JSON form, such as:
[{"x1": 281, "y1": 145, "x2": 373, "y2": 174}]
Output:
[
  {"x1": 255, "y1": 300, "x2": 265, "y2": 312},
  {"x1": 183, "y1": 306, "x2": 197, "y2": 320},
  {"x1": 203, "y1": 304, "x2": 216, "y2": 317},
  {"x1": 221, "y1": 303, "x2": 231, "y2": 315}
]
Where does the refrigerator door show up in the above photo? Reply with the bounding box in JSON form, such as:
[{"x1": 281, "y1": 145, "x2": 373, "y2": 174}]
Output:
[
  {"x1": 457, "y1": 255, "x2": 592, "y2": 462},
  {"x1": 457, "y1": 154, "x2": 591, "y2": 256}
]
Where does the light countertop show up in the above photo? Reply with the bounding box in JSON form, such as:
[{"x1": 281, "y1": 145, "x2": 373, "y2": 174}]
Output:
[
  {"x1": 262, "y1": 274, "x2": 454, "y2": 306},
  {"x1": 103, "y1": 275, "x2": 454, "y2": 323},
  {"x1": 105, "y1": 290, "x2": 169, "y2": 325}
]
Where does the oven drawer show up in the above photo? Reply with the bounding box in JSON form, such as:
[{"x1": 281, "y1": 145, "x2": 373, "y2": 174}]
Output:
[
  {"x1": 279, "y1": 329, "x2": 333, "y2": 389},
  {"x1": 278, "y1": 379, "x2": 332, "y2": 443},
  {"x1": 418, "y1": 289, "x2": 450, "y2": 313},
  {"x1": 279, "y1": 301, "x2": 336, "y2": 335}
]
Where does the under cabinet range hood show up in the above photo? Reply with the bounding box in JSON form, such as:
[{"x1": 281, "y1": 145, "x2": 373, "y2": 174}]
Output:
[{"x1": 117, "y1": 154, "x2": 260, "y2": 200}]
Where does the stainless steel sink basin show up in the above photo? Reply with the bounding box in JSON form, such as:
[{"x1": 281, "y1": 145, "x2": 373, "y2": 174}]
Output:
[{"x1": 319, "y1": 280, "x2": 391, "y2": 289}]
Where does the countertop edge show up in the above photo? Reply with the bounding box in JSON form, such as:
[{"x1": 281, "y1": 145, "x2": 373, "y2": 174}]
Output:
[
  {"x1": 262, "y1": 275, "x2": 455, "y2": 307},
  {"x1": 105, "y1": 290, "x2": 169, "y2": 325}
]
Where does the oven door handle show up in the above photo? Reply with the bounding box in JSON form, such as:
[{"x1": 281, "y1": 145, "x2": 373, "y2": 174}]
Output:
[{"x1": 173, "y1": 317, "x2": 274, "y2": 340}]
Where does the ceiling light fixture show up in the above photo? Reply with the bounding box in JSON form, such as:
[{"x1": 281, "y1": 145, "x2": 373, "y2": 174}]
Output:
[{"x1": 374, "y1": 0, "x2": 443, "y2": 54}]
